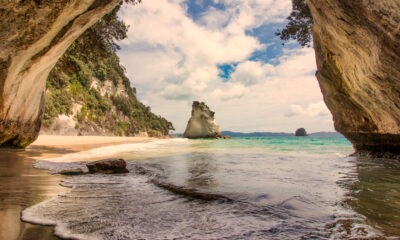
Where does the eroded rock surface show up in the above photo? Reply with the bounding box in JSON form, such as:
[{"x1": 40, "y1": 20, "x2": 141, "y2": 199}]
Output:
[
  {"x1": 86, "y1": 158, "x2": 129, "y2": 174},
  {"x1": 308, "y1": 0, "x2": 400, "y2": 155},
  {"x1": 183, "y1": 101, "x2": 221, "y2": 139},
  {"x1": 58, "y1": 168, "x2": 86, "y2": 176},
  {"x1": 0, "y1": 0, "x2": 120, "y2": 147}
]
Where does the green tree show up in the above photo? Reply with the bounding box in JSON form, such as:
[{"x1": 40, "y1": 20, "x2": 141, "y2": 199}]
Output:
[
  {"x1": 44, "y1": 0, "x2": 174, "y2": 136},
  {"x1": 89, "y1": 0, "x2": 141, "y2": 51},
  {"x1": 276, "y1": 0, "x2": 313, "y2": 47}
]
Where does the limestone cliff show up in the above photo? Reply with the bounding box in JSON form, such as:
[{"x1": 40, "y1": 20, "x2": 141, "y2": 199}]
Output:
[
  {"x1": 0, "y1": 0, "x2": 121, "y2": 147},
  {"x1": 308, "y1": 0, "x2": 400, "y2": 155},
  {"x1": 41, "y1": 29, "x2": 174, "y2": 137},
  {"x1": 183, "y1": 101, "x2": 221, "y2": 139}
]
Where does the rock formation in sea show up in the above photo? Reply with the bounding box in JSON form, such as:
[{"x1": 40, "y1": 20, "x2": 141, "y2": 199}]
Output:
[
  {"x1": 183, "y1": 101, "x2": 221, "y2": 139},
  {"x1": 295, "y1": 128, "x2": 308, "y2": 137},
  {"x1": 308, "y1": 0, "x2": 400, "y2": 155},
  {"x1": 0, "y1": 0, "x2": 121, "y2": 147},
  {"x1": 86, "y1": 158, "x2": 129, "y2": 174}
]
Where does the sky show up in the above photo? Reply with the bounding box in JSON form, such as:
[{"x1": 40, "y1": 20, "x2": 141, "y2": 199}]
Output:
[{"x1": 117, "y1": 0, "x2": 334, "y2": 133}]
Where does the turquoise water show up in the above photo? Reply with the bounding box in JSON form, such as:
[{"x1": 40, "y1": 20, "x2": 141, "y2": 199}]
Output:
[
  {"x1": 22, "y1": 136, "x2": 400, "y2": 239},
  {"x1": 189, "y1": 136, "x2": 351, "y2": 153}
]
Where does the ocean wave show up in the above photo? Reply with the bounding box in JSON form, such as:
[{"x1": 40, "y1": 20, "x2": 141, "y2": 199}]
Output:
[
  {"x1": 21, "y1": 138, "x2": 386, "y2": 240},
  {"x1": 22, "y1": 164, "x2": 280, "y2": 240},
  {"x1": 22, "y1": 160, "x2": 384, "y2": 240}
]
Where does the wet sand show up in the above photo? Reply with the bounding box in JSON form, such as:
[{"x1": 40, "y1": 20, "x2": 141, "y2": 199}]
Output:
[{"x1": 0, "y1": 135, "x2": 154, "y2": 240}]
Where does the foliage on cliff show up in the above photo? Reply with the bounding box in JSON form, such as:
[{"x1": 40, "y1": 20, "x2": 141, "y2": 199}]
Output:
[
  {"x1": 276, "y1": 0, "x2": 313, "y2": 47},
  {"x1": 43, "y1": 2, "x2": 174, "y2": 137}
]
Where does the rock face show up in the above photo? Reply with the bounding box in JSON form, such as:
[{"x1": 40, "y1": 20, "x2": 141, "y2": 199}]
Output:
[
  {"x1": 308, "y1": 0, "x2": 400, "y2": 155},
  {"x1": 0, "y1": 0, "x2": 120, "y2": 147},
  {"x1": 183, "y1": 101, "x2": 221, "y2": 139},
  {"x1": 41, "y1": 30, "x2": 174, "y2": 137},
  {"x1": 86, "y1": 158, "x2": 129, "y2": 174},
  {"x1": 295, "y1": 128, "x2": 308, "y2": 137},
  {"x1": 58, "y1": 168, "x2": 86, "y2": 176}
]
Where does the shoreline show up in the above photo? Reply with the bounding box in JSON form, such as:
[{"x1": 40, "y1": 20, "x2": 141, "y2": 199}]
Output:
[
  {"x1": 29, "y1": 135, "x2": 157, "y2": 160},
  {"x1": 0, "y1": 135, "x2": 158, "y2": 240}
]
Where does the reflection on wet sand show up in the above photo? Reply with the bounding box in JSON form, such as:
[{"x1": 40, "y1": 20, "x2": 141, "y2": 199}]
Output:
[
  {"x1": 187, "y1": 153, "x2": 218, "y2": 190},
  {"x1": 345, "y1": 156, "x2": 400, "y2": 237},
  {"x1": 0, "y1": 146, "x2": 69, "y2": 240},
  {"x1": 2, "y1": 138, "x2": 400, "y2": 239}
]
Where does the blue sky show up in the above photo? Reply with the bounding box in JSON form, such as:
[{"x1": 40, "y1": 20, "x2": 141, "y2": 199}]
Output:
[
  {"x1": 185, "y1": 0, "x2": 226, "y2": 20},
  {"x1": 118, "y1": 0, "x2": 333, "y2": 133},
  {"x1": 185, "y1": 0, "x2": 301, "y2": 76}
]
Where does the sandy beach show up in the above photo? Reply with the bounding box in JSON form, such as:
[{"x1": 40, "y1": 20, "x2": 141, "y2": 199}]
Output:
[
  {"x1": 0, "y1": 135, "x2": 155, "y2": 240},
  {"x1": 29, "y1": 135, "x2": 155, "y2": 159}
]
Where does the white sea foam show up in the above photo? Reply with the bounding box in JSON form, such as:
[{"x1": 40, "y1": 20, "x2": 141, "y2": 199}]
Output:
[
  {"x1": 22, "y1": 197, "x2": 99, "y2": 240},
  {"x1": 21, "y1": 137, "x2": 386, "y2": 240},
  {"x1": 21, "y1": 197, "x2": 58, "y2": 226}
]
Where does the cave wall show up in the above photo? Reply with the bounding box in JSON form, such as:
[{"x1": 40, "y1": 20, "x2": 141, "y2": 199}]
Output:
[
  {"x1": 308, "y1": 0, "x2": 400, "y2": 154},
  {"x1": 0, "y1": 0, "x2": 120, "y2": 147}
]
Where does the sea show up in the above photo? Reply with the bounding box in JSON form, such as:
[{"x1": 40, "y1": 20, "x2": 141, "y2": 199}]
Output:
[{"x1": 21, "y1": 136, "x2": 400, "y2": 239}]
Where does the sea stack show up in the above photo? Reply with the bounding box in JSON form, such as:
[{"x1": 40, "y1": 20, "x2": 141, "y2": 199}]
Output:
[
  {"x1": 295, "y1": 128, "x2": 308, "y2": 137},
  {"x1": 183, "y1": 101, "x2": 221, "y2": 139}
]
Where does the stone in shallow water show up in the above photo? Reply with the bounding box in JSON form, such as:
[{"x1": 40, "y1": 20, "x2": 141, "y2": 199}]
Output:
[
  {"x1": 86, "y1": 158, "x2": 129, "y2": 174},
  {"x1": 58, "y1": 168, "x2": 86, "y2": 175}
]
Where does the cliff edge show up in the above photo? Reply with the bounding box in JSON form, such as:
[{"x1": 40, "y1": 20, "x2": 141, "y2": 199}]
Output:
[
  {"x1": 309, "y1": 0, "x2": 400, "y2": 156},
  {"x1": 183, "y1": 101, "x2": 221, "y2": 139},
  {"x1": 41, "y1": 23, "x2": 173, "y2": 137},
  {"x1": 0, "y1": 0, "x2": 121, "y2": 147}
]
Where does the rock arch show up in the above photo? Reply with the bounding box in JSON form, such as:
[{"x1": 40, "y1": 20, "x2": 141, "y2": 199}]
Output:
[
  {"x1": 0, "y1": 0, "x2": 399, "y2": 156},
  {"x1": 0, "y1": 0, "x2": 120, "y2": 147}
]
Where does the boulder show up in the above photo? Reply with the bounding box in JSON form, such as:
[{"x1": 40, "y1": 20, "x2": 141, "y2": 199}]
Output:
[
  {"x1": 223, "y1": 136, "x2": 232, "y2": 139},
  {"x1": 58, "y1": 168, "x2": 86, "y2": 175},
  {"x1": 295, "y1": 128, "x2": 308, "y2": 137},
  {"x1": 183, "y1": 101, "x2": 221, "y2": 139},
  {"x1": 86, "y1": 158, "x2": 129, "y2": 174}
]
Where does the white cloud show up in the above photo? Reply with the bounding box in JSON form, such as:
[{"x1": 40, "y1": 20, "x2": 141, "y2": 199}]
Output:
[
  {"x1": 118, "y1": 0, "x2": 265, "y2": 101},
  {"x1": 211, "y1": 82, "x2": 249, "y2": 100},
  {"x1": 286, "y1": 102, "x2": 331, "y2": 117},
  {"x1": 117, "y1": 0, "x2": 335, "y2": 133},
  {"x1": 212, "y1": 0, "x2": 292, "y2": 29},
  {"x1": 231, "y1": 61, "x2": 276, "y2": 86}
]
